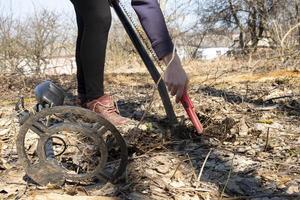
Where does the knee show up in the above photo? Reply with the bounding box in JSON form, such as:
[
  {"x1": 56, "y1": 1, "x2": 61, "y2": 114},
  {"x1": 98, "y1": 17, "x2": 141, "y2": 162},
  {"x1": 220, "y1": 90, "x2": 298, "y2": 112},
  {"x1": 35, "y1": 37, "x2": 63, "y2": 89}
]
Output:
[{"x1": 85, "y1": 10, "x2": 112, "y2": 31}]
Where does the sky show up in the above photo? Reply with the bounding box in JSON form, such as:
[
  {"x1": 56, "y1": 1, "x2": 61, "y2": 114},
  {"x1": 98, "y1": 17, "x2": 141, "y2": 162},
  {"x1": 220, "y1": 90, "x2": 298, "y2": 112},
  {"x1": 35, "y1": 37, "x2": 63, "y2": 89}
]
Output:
[
  {"x1": 0, "y1": 0, "x2": 200, "y2": 32},
  {"x1": 0, "y1": 0, "x2": 74, "y2": 18}
]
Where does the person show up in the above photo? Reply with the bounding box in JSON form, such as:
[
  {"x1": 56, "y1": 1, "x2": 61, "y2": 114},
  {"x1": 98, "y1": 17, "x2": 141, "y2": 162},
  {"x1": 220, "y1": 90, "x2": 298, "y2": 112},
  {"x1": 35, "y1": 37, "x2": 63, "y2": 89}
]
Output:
[{"x1": 70, "y1": 0, "x2": 188, "y2": 125}]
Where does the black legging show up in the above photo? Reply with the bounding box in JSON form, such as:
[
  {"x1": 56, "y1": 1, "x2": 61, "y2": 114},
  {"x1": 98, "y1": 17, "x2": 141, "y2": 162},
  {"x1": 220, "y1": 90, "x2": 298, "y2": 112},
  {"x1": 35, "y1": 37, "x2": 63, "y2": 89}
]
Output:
[
  {"x1": 70, "y1": 0, "x2": 112, "y2": 102},
  {"x1": 71, "y1": 0, "x2": 174, "y2": 103}
]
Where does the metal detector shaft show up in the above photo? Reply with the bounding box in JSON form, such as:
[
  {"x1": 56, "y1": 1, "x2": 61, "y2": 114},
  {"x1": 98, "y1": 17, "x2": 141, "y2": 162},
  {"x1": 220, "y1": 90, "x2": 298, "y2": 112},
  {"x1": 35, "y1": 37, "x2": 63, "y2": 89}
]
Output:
[{"x1": 110, "y1": 0, "x2": 177, "y2": 125}]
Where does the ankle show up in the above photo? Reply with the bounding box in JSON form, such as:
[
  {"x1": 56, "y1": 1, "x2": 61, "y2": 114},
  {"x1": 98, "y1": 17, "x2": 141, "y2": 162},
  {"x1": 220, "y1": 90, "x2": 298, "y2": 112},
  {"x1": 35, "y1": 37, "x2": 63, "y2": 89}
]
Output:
[{"x1": 77, "y1": 93, "x2": 87, "y2": 107}]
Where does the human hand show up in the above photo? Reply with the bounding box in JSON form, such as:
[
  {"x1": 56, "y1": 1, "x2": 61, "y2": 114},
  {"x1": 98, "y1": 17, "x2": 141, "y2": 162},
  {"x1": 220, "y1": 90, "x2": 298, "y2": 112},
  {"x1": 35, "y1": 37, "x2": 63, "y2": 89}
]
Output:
[{"x1": 163, "y1": 52, "x2": 189, "y2": 103}]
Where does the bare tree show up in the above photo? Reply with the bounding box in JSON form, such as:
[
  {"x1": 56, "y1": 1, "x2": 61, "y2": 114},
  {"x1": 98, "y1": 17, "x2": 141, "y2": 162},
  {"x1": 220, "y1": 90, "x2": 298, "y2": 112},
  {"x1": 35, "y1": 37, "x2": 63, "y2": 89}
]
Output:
[
  {"x1": 197, "y1": 0, "x2": 299, "y2": 51},
  {"x1": 0, "y1": 13, "x2": 25, "y2": 73},
  {"x1": 20, "y1": 9, "x2": 67, "y2": 75}
]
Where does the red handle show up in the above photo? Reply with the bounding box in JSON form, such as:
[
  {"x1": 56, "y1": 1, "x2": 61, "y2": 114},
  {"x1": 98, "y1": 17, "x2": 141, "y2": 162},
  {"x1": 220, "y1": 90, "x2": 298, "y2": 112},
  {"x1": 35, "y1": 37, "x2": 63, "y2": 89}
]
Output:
[{"x1": 180, "y1": 90, "x2": 204, "y2": 134}]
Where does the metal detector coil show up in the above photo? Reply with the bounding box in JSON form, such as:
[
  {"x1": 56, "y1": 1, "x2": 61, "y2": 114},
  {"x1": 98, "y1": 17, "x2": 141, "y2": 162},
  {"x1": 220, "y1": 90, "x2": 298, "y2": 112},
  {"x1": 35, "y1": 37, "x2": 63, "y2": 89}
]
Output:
[
  {"x1": 35, "y1": 81, "x2": 65, "y2": 107},
  {"x1": 17, "y1": 106, "x2": 128, "y2": 186},
  {"x1": 16, "y1": 81, "x2": 128, "y2": 186}
]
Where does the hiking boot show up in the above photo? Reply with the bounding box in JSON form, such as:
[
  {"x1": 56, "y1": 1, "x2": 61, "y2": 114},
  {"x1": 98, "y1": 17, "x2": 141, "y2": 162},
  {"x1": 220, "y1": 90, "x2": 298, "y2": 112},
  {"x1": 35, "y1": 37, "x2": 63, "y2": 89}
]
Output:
[{"x1": 86, "y1": 95, "x2": 128, "y2": 126}]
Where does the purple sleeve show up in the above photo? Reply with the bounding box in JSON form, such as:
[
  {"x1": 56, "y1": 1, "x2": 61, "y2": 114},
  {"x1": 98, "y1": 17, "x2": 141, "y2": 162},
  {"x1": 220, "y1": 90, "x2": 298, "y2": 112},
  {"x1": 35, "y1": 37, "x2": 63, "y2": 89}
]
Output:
[{"x1": 131, "y1": 0, "x2": 174, "y2": 60}]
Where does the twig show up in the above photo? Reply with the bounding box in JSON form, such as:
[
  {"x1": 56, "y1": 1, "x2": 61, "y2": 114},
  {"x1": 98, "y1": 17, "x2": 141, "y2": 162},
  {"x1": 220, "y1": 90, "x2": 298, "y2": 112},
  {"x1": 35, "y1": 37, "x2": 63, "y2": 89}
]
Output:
[
  {"x1": 264, "y1": 94, "x2": 300, "y2": 102},
  {"x1": 143, "y1": 141, "x2": 171, "y2": 154},
  {"x1": 223, "y1": 193, "x2": 300, "y2": 200},
  {"x1": 219, "y1": 153, "x2": 236, "y2": 200},
  {"x1": 170, "y1": 153, "x2": 205, "y2": 181},
  {"x1": 77, "y1": 186, "x2": 90, "y2": 196},
  {"x1": 15, "y1": 183, "x2": 28, "y2": 200},
  {"x1": 255, "y1": 105, "x2": 279, "y2": 111},
  {"x1": 264, "y1": 127, "x2": 270, "y2": 152},
  {"x1": 197, "y1": 148, "x2": 212, "y2": 184},
  {"x1": 186, "y1": 153, "x2": 198, "y2": 180},
  {"x1": 136, "y1": 87, "x2": 158, "y2": 129},
  {"x1": 281, "y1": 22, "x2": 300, "y2": 48},
  {"x1": 169, "y1": 186, "x2": 212, "y2": 193},
  {"x1": 170, "y1": 161, "x2": 183, "y2": 180},
  {"x1": 136, "y1": 42, "x2": 177, "y2": 128}
]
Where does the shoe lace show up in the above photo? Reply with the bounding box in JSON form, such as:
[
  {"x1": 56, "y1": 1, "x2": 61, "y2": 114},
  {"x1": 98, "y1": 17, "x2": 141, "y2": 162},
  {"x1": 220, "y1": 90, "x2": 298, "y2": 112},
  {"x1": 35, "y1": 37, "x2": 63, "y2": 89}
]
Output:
[{"x1": 92, "y1": 101, "x2": 118, "y2": 114}]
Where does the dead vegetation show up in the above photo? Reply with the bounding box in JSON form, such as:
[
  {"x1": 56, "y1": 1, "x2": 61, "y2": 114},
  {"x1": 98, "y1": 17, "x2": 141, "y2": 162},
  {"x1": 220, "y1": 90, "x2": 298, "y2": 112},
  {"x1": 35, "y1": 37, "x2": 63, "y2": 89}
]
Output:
[
  {"x1": 0, "y1": 58, "x2": 299, "y2": 200},
  {"x1": 0, "y1": 0, "x2": 299, "y2": 199}
]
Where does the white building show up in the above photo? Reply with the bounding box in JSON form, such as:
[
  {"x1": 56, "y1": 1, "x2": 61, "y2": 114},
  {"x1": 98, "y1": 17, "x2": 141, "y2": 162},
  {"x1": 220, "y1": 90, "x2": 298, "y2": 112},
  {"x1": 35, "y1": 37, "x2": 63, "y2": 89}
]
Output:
[
  {"x1": 198, "y1": 47, "x2": 230, "y2": 60},
  {"x1": 177, "y1": 47, "x2": 230, "y2": 60}
]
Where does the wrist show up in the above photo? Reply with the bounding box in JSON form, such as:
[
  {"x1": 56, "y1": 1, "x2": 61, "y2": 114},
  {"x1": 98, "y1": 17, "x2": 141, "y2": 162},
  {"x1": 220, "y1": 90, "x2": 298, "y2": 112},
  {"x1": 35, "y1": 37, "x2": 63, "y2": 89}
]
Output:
[
  {"x1": 163, "y1": 52, "x2": 181, "y2": 68},
  {"x1": 162, "y1": 52, "x2": 173, "y2": 64}
]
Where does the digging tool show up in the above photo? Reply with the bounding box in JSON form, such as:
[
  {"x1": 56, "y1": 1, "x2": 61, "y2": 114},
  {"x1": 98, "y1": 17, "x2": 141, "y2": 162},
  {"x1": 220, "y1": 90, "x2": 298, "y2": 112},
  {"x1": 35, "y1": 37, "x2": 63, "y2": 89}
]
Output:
[{"x1": 180, "y1": 90, "x2": 204, "y2": 134}]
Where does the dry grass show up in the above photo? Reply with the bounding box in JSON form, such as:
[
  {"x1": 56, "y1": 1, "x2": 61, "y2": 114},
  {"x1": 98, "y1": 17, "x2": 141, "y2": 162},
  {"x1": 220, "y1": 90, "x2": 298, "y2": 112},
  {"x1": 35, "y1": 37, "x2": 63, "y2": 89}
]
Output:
[
  {"x1": 230, "y1": 69, "x2": 300, "y2": 82},
  {"x1": 185, "y1": 58, "x2": 300, "y2": 85},
  {"x1": 103, "y1": 58, "x2": 300, "y2": 89}
]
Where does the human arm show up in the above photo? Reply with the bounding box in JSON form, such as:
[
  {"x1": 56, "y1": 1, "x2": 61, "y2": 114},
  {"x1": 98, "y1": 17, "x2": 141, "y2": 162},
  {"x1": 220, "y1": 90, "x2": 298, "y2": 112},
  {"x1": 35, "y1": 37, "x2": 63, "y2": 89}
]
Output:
[{"x1": 131, "y1": 0, "x2": 188, "y2": 102}]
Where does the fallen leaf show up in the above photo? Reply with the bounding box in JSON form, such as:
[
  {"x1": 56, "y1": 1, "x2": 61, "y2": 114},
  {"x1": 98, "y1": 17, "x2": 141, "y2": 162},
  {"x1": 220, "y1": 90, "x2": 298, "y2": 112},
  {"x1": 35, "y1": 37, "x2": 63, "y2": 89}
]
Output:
[
  {"x1": 257, "y1": 119, "x2": 273, "y2": 125},
  {"x1": 287, "y1": 184, "x2": 299, "y2": 194},
  {"x1": 155, "y1": 165, "x2": 169, "y2": 174},
  {"x1": 27, "y1": 193, "x2": 119, "y2": 200},
  {"x1": 64, "y1": 187, "x2": 78, "y2": 196},
  {"x1": 0, "y1": 118, "x2": 11, "y2": 127},
  {"x1": 170, "y1": 181, "x2": 186, "y2": 188},
  {"x1": 0, "y1": 128, "x2": 10, "y2": 136}
]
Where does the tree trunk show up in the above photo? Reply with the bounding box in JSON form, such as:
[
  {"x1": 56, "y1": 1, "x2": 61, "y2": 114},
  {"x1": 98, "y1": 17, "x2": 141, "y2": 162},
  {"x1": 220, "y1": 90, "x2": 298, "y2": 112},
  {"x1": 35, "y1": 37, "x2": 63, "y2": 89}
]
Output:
[
  {"x1": 296, "y1": 3, "x2": 300, "y2": 47},
  {"x1": 249, "y1": 8, "x2": 258, "y2": 48},
  {"x1": 228, "y1": 0, "x2": 245, "y2": 49},
  {"x1": 239, "y1": 31, "x2": 245, "y2": 49}
]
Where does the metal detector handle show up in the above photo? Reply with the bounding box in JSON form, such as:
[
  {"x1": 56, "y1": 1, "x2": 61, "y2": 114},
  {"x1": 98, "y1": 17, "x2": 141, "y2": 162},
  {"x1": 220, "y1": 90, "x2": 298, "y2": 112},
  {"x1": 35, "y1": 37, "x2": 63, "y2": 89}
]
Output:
[{"x1": 180, "y1": 90, "x2": 204, "y2": 134}]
